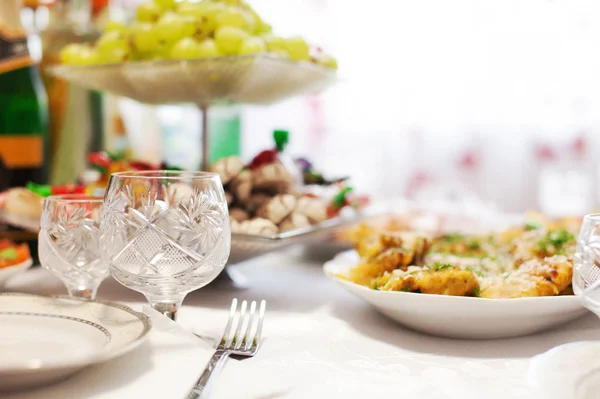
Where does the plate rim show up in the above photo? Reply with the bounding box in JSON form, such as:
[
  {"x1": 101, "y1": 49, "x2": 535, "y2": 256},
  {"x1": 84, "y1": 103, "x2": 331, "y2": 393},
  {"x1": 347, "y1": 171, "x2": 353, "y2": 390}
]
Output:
[{"x1": 0, "y1": 293, "x2": 152, "y2": 373}]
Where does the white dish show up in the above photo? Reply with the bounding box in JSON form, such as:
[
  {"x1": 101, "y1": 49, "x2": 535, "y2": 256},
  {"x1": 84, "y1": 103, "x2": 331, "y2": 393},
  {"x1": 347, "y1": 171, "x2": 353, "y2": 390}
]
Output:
[
  {"x1": 528, "y1": 341, "x2": 600, "y2": 399},
  {"x1": 324, "y1": 250, "x2": 588, "y2": 339},
  {"x1": 0, "y1": 293, "x2": 151, "y2": 392},
  {"x1": 0, "y1": 259, "x2": 33, "y2": 288}
]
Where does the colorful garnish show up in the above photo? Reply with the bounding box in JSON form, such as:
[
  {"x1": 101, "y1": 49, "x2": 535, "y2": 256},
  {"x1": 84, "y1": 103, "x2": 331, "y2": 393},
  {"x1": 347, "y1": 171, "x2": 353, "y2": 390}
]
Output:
[{"x1": 0, "y1": 240, "x2": 31, "y2": 268}]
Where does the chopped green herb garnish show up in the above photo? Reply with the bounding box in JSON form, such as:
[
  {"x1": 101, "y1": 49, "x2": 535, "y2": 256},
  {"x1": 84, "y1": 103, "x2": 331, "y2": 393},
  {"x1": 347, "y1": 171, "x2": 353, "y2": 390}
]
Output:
[
  {"x1": 525, "y1": 221, "x2": 543, "y2": 231},
  {"x1": 473, "y1": 287, "x2": 481, "y2": 297},
  {"x1": 431, "y1": 263, "x2": 454, "y2": 271},
  {"x1": 537, "y1": 229, "x2": 575, "y2": 255},
  {"x1": 441, "y1": 233, "x2": 466, "y2": 243},
  {"x1": 0, "y1": 248, "x2": 17, "y2": 260},
  {"x1": 468, "y1": 241, "x2": 481, "y2": 250},
  {"x1": 466, "y1": 266, "x2": 485, "y2": 277},
  {"x1": 400, "y1": 281, "x2": 412, "y2": 292},
  {"x1": 503, "y1": 273, "x2": 511, "y2": 280}
]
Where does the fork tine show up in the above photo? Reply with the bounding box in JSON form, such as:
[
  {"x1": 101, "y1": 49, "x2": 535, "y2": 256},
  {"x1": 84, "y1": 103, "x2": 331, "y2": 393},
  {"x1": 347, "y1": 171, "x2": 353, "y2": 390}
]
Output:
[
  {"x1": 251, "y1": 300, "x2": 266, "y2": 350},
  {"x1": 230, "y1": 300, "x2": 247, "y2": 348},
  {"x1": 219, "y1": 298, "x2": 238, "y2": 347},
  {"x1": 241, "y1": 301, "x2": 257, "y2": 350},
  {"x1": 235, "y1": 301, "x2": 255, "y2": 350}
]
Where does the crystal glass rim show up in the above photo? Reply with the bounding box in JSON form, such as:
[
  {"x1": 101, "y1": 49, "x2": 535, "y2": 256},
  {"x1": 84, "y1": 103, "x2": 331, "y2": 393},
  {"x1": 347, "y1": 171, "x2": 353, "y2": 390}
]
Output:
[
  {"x1": 43, "y1": 194, "x2": 104, "y2": 204},
  {"x1": 110, "y1": 170, "x2": 219, "y2": 180},
  {"x1": 582, "y1": 213, "x2": 600, "y2": 223}
]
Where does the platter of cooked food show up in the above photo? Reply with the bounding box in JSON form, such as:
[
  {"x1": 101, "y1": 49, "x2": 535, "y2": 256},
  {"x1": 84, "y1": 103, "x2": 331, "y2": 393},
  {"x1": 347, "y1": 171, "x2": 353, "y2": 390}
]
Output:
[
  {"x1": 324, "y1": 214, "x2": 587, "y2": 339},
  {"x1": 0, "y1": 240, "x2": 33, "y2": 288},
  {"x1": 0, "y1": 132, "x2": 370, "y2": 264}
]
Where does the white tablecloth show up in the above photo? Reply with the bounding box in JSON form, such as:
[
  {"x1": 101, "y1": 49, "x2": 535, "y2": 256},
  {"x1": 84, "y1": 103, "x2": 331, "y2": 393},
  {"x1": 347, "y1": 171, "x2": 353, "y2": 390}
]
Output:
[{"x1": 7, "y1": 247, "x2": 600, "y2": 399}]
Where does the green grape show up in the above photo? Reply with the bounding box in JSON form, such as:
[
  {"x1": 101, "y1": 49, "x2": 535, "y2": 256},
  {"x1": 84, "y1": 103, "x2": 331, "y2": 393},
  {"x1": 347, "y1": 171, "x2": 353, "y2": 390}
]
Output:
[
  {"x1": 197, "y1": 39, "x2": 221, "y2": 57},
  {"x1": 218, "y1": 0, "x2": 243, "y2": 5},
  {"x1": 96, "y1": 31, "x2": 129, "y2": 55},
  {"x1": 130, "y1": 22, "x2": 159, "y2": 53},
  {"x1": 155, "y1": 12, "x2": 189, "y2": 44},
  {"x1": 169, "y1": 37, "x2": 202, "y2": 59},
  {"x1": 181, "y1": 15, "x2": 198, "y2": 38},
  {"x1": 177, "y1": 2, "x2": 225, "y2": 36},
  {"x1": 238, "y1": 36, "x2": 266, "y2": 55},
  {"x1": 153, "y1": 42, "x2": 174, "y2": 59},
  {"x1": 97, "y1": 48, "x2": 129, "y2": 64},
  {"x1": 257, "y1": 22, "x2": 272, "y2": 35},
  {"x1": 241, "y1": 4, "x2": 261, "y2": 33},
  {"x1": 316, "y1": 53, "x2": 338, "y2": 70},
  {"x1": 285, "y1": 36, "x2": 310, "y2": 61},
  {"x1": 153, "y1": 0, "x2": 176, "y2": 11},
  {"x1": 60, "y1": 43, "x2": 87, "y2": 64},
  {"x1": 170, "y1": 37, "x2": 221, "y2": 59},
  {"x1": 262, "y1": 34, "x2": 286, "y2": 51},
  {"x1": 72, "y1": 47, "x2": 99, "y2": 65},
  {"x1": 215, "y1": 6, "x2": 254, "y2": 32},
  {"x1": 104, "y1": 21, "x2": 128, "y2": 35},
  {"x1": 136, "y1": 2, "x2": 163, "y2": 22},
  {"x1": 214, "y1": 26, "x2": 248, "y2": 55}
]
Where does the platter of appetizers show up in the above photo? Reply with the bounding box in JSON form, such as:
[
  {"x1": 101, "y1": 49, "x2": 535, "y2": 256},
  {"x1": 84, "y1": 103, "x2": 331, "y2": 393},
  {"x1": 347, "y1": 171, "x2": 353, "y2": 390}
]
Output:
[
  {"x1": 0, "y1": 240, "x2": 34, "y2": 288},
  {"x1": 50, "y1": 0, "x2": 337, "y2": 106},
  {"x1": 324, "y1": 213, "x2": 587, "y2": 339},
  {"x1": 0, "y1": 132, "x2": 371, "y2": 264}
]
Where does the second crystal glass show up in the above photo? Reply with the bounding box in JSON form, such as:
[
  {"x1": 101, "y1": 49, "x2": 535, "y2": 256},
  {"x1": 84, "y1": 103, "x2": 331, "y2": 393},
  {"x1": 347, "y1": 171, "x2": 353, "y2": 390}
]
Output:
[
  {"x1": 39, "y1": 195, "x2": 106, "y2": 299},
  {"x1": 99, "y1": 171, "x2": 231, "y2": 320}
]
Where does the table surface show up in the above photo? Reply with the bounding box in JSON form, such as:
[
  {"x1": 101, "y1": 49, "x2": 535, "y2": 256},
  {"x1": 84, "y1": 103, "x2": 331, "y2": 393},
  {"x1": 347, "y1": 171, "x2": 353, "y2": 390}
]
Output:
[{"x1": 6, "y1": 246, "x2": 600, "y2": 399}]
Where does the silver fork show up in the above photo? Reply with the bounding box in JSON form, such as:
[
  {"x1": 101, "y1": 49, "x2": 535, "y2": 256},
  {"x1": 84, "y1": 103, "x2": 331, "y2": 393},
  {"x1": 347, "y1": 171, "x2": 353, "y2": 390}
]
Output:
[{"x1": 187, "y1": 298, "x2": 267, "y2": 399}]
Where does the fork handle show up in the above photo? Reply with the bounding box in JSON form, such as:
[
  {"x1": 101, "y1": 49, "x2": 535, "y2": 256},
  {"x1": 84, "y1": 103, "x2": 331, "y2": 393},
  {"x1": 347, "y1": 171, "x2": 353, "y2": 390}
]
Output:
[{"x1": 187, "y1": 349, "x2": 232, "y2": 399}]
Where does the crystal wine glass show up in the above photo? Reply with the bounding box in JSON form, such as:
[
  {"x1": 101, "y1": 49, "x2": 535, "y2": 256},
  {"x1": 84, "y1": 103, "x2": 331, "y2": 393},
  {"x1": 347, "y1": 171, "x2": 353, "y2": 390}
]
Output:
[
  {"x1": 574, "y1": 214, "x2": 600, "y2": 315},
  {"x1": 99, "y1": 171, "x2": 231, "y2": 320},
  {"x1": 39, "y1": 195, "x2": 106, "y2": 299}
]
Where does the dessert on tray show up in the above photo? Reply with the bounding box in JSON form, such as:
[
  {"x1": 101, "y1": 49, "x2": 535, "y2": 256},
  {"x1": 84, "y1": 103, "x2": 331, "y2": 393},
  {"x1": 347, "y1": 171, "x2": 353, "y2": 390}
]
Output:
[{"x1": 212, "y1": 131, "x2": 367, "y2": 237}]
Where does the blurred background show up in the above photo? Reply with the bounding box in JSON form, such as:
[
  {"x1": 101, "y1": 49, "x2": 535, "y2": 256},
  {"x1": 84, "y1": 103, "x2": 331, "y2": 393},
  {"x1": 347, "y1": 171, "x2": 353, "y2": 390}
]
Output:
[{"x1": 18, "y1": 0, "x2": 600, "y2": 215}]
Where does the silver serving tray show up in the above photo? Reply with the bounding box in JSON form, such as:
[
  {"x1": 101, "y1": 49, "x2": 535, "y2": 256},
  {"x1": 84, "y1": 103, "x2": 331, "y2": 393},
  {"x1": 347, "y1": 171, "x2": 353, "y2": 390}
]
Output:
[
  {"x1": 229, "y1": 213, "x2": 368, "y2": 264},
  {"x1": 0, "y1": 209, "x2": 371, "y2": 264}
]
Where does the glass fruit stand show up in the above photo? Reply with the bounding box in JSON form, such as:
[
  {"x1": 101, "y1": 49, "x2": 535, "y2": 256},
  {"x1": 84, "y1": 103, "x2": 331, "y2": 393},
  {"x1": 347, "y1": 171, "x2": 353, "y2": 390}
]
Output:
[
  {"x1": 51, "y1": 54, "x2": 337, "y2": 171},
  {"x1": 2, "y1": 0, "x2": 371, "y2": 287}
]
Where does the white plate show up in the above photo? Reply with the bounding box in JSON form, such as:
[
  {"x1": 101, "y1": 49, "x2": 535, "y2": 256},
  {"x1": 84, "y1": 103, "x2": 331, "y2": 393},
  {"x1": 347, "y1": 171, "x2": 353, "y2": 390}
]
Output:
[
  {"x1": 324, "y1": 250, "x2": 588, "y2": 339},
  {"x1": 529, "y1": 341, "x2": 600, "y2": 399},
  {"x1": 0, "y1": 259, "x2": 33, "y2": 288},
  {"x1": 0, "y1": 293, "x2": 151, "y2": 392}
]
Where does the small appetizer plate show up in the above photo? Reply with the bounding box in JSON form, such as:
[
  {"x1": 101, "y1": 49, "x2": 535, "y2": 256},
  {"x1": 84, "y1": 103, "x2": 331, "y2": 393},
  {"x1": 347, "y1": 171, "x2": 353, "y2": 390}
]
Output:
[
  {"x1": 324, "y1": 250, "x2": 588, "y2": 339},
  {"x1": 0, "y1": 293, "x2": 151, "y2": 392},
  {"x1": 0, "y1": 258, "x2": 33, "y2": 288}
]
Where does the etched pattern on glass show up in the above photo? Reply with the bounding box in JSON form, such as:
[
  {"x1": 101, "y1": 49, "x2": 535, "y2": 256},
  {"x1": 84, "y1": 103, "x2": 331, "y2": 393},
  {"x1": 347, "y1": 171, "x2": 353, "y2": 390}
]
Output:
[
  {"x1": 100, "y1": 181, "x2": 231, "y2": 300},
  {"x1": 39, "y1": 200, "x2": 107, "y2": 293},
  {"x1": 574, "y1": 215, "x2": 600, "y2": 316}
]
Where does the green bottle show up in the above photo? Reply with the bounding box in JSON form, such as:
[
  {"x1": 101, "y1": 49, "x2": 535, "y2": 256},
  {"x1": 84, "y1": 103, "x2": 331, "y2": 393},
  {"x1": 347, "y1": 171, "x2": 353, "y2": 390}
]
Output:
[{"x1": 0, "y1": 0, "x2": 49, "y2": 191}]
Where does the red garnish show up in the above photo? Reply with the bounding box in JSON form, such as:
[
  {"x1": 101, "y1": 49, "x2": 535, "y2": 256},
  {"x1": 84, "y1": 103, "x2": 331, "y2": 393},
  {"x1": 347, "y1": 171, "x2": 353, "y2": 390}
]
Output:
[
  {"x1": 249, "y1": 149, "x2": 278, "y2": 170},
  {"x1": 88, "y1": 152, "x2": 112, "y2": 168},
  {"x1": 51, "y1": 185, "x2": 85, "y2": 195},
  {"x1": 128, "y1": 161, "x2": 155, "y2": 171}
]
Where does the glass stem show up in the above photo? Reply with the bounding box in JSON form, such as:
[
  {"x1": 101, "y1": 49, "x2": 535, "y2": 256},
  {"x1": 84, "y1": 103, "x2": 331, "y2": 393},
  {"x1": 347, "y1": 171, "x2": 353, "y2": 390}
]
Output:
[
  {"x1": 67, "y1": 286, "x2": 97, "y2": 300},
  {"x1": 151, "y1": 301, "x2": 182, "y2": 321}
]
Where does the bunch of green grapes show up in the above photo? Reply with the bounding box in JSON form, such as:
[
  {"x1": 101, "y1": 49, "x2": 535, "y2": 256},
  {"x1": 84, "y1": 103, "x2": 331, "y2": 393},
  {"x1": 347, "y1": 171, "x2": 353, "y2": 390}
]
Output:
[{"x1": 60, "y1": 0, "x2": 337, "y2": 70}]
